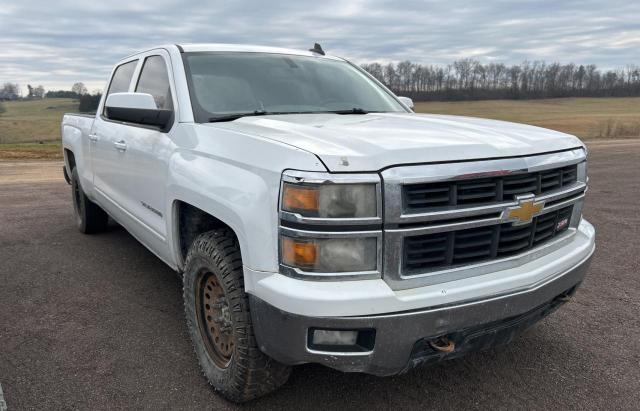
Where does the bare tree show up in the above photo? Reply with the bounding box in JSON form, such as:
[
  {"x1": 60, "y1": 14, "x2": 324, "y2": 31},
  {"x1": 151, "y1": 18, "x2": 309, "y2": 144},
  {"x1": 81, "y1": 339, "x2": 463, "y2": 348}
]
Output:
[
  {"x1": 71, "y1": 82, "x2": 88, "y2": 96},
  {"x1": 34, "y1": 85, "x2": 45, "y2": 98},
  {"x1": 1, "y1": 82, "x2": 20, "y2": 97}
]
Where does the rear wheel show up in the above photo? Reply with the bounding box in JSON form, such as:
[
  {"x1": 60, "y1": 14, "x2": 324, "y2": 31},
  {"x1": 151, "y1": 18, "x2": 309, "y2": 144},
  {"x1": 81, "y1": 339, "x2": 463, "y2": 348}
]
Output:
[
  {"x1": 183, "y1": 229, "x2": 291, "y2": 402},
  {"x1": 70, "y1": 167, "x2": 108, "y2": 234}
]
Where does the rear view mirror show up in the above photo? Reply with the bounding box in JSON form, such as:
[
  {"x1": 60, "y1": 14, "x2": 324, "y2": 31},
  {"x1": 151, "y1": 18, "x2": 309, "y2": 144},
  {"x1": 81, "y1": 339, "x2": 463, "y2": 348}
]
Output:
[
  {"x1": 398, "y1": 96, "x2": 414, "y2": 110},
  {"x1": 105, "y1": 92, "x2": 172, "y2": 129}
]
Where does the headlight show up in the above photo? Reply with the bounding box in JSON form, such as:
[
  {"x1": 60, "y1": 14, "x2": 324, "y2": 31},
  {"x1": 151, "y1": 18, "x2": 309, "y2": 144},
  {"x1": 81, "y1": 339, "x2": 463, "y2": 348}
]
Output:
[
  {"x1": 279, "y1": 171, "x2": 382, "y2": 279},
  {"x1": 280, "y1": 170, "x2": 380, "y2": 222},
  {"x1": 282, "y1": 182, "x2": 377, "y2": 218},
  {"x1": 280, "y1": 235, "x2": 378, "y2": 273}
]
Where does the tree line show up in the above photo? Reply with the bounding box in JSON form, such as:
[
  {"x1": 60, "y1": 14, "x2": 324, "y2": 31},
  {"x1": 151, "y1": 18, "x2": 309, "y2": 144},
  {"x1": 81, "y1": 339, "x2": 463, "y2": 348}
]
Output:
[{"x1": 361, "y1": 60, "x2": 640, "y2": 101}]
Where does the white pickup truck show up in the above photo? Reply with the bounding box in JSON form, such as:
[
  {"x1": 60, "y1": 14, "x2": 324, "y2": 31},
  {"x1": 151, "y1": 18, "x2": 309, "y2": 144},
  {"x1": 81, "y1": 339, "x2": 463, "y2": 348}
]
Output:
[{"x1": 62, "y1": 43, "x2": 595, "y2": 402}]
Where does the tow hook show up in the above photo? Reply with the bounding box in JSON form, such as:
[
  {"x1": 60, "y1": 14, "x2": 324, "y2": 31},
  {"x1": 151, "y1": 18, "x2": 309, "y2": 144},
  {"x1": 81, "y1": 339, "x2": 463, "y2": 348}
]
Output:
[{"x1": 428, "y1": 336, "x2": 456, "y2": 354}]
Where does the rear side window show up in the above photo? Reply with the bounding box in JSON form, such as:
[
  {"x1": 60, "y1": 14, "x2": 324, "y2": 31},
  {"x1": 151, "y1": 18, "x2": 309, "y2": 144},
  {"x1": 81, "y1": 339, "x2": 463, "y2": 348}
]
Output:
[
  {"x1": 136, "y1": 56, "x2": 173, "y2": 110},
  {"x1": 106, "y1": 60, "x2": 138, "y2": 97}
]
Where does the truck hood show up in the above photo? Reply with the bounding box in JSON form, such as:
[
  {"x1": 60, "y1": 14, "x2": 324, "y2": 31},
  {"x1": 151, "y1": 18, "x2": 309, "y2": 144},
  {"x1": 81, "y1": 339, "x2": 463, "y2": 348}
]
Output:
[{"x1": 205, "y1": 113, "x2": 584, "y2": 172}]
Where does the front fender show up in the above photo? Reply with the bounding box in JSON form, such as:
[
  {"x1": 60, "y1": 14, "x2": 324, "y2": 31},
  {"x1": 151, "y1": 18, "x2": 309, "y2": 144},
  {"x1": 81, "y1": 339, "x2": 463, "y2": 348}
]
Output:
[{"x1": 166, "y1": 126, "x2": 325, "y2": 273}]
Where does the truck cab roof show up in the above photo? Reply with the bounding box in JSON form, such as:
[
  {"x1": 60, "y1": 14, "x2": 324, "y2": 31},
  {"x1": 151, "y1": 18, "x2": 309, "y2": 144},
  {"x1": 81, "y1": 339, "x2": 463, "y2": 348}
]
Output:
[{"x1": 124, "y1": 43, "x2": 342, "y2": 60}]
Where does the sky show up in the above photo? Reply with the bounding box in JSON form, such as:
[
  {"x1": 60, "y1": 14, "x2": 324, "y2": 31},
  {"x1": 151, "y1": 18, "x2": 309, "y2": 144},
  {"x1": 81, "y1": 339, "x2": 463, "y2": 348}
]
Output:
[{"x1": 1, "y1": 0, "x2": 639, "y2": 92}]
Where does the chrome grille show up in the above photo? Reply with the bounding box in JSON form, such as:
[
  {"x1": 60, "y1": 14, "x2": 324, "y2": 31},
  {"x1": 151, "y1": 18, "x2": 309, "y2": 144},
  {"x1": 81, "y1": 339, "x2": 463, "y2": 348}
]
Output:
[
  {"x1": 382, "y1": 148, "x2": 588, "y2": 290},
  {"x1": 403, "y1": 206, "x2": 573, "y2": 273},
  {"x1": 404, "y1": 164, "x2": 578, "y2": 211}
]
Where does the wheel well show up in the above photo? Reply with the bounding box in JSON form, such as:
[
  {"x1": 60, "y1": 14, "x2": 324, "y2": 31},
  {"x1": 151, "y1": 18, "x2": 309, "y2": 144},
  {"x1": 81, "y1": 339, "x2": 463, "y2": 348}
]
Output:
[
  {"x1": 65, "y1": 149, "x2": 76, "y2": 171},
  {"x1": 176, "y1": 201, "x2": 235, "y2": 264}
]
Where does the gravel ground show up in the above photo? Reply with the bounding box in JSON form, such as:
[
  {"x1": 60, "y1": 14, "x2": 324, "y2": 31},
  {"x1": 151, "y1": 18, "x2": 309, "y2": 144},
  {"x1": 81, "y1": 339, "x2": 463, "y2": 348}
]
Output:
[{"x1": 1, "y1": 140, "x2": 639, "y2": 410}]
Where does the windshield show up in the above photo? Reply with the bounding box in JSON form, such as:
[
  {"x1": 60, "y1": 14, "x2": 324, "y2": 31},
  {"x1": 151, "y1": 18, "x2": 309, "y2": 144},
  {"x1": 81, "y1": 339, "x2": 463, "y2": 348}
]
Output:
[{"x1": 182, "y1": 52, "x2": 406, "y2": 122}]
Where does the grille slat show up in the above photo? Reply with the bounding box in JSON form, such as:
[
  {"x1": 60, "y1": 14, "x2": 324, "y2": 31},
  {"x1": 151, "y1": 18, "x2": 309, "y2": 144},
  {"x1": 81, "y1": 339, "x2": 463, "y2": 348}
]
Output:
[
  {"x1": 404, "y1": 164, "x2": 579, "y2": 211},
  {"x1": 533, "y1": 231, "x2": 553, "y2": 243},
  {"x1": 457, "y1": 191, "x2": 497, "y2": 201},
  {"x1": 453, "y1": 238, "x2": 493, "y2": 248},
  {"x1": 535, "y1": 220, "x2": 555, "y2": 232},
  {"x1": 408, "y1": 186, "x2": 450, "y2": 194},
  {"x1": 403, "y1": 206, "x2": 573, "y2": 274},
  {"x1": 504, "y1": 175, "x2": 537, "y2": 185},
  {"x1": 540, "y1": 170, "x2": 561, "y2": 191},
  {"x1": 499, "y1": 229, "x2": 532, "y2": 242},
  {"x1": 407, "y1": 247, "x2": 447, "y2": 256},
  {"x1": 453, "y1": 249, "x2": 492, "y2": 260},
  {"x1": 407, "y1": 195, "x2": 450, "y2": 204},
  {"x1": 406, "y1": 241, "x2": 446, "y2": 249},
  {"x1": 503, "y1": 184, "x2": 539, "y2": 195},
  {"x1": 497, "y1": 239, "x2": 531, "y2": 253},
  {"x1": 406, "y1": 256, "x2": 447, "y2": 265},
  {"x1": 455, "y1": 228, "x2": 493, "y2": 238},
  {"x1": 458, "y1": 181, "x2": 497, "y2": 190}
]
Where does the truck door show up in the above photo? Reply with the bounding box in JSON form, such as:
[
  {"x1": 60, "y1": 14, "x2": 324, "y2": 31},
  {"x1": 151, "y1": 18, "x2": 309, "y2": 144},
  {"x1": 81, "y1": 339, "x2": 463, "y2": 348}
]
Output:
[
  {"x1": 113, "y1": 52, "x2": 176, "y2": 258},
  {"x1": 90, "y1": 59, "x2": 140, "y2": 215}
]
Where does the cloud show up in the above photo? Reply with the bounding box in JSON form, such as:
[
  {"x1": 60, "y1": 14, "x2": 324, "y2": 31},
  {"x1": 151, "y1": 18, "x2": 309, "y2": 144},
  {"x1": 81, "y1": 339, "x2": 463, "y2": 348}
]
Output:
[{"x1": 0, "y1": 0, "x2": 638, "y2": 91}]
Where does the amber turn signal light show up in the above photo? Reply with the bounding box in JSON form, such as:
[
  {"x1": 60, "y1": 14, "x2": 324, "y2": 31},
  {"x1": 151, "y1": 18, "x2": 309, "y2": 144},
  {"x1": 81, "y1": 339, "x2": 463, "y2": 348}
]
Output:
[
  {"x1": 281, "y1": 237, "x2": 318, "y2": 268},
  {"x1": 282, "y1": 184, "x2": 319, "y2": 213}
]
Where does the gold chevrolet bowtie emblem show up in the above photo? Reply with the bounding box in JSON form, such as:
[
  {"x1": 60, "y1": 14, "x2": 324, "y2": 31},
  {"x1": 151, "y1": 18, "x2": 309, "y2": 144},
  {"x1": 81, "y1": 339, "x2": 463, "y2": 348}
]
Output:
[{"x1": 506, "y1": 195, "x2": 545, "y2": 225}]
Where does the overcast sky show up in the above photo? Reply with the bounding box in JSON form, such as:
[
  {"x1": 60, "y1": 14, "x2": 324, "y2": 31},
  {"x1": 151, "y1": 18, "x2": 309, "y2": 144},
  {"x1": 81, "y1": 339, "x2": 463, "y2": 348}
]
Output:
[{"x1": 1, "y1": 0, "x2": 639, "y2": 92}]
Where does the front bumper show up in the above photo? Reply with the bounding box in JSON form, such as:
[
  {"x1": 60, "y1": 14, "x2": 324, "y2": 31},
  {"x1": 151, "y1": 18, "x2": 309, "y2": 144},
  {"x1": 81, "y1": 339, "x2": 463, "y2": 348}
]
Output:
[{"x1": 250, "y1": 250, "x2": 593, "y2": 376}]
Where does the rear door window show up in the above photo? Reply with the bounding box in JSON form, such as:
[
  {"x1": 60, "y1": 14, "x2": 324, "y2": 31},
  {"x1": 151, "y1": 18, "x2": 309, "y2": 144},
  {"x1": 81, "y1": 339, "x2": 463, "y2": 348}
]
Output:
[
  {"x1": 135, "y1": 56, "x2": 173, "y2": 110},
  {"x1": 106, "y1": 60, "x2": 138, "y2": 96},
  {"x1": 103, "y1": 60, "x2": 138, "y2": 116}
]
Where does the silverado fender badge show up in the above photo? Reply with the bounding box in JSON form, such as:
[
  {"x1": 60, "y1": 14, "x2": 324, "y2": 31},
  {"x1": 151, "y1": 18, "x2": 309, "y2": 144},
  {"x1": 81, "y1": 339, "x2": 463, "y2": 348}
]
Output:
[
  {"x1": 141, "y1": 201, "x2": 163, "y2": 218},
  {"x1": 504, "y1": 194, "x2": 545, "y2": 225}
]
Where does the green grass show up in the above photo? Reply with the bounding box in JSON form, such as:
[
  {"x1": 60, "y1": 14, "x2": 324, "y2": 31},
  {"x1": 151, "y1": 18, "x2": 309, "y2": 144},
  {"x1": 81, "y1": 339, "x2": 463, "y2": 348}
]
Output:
[
  {"x1": 0, "y1": 98, "x2": 78, "y2": 144},
  {"x1": 414, "y1": 97, "x2": 640, "y2": 139}
]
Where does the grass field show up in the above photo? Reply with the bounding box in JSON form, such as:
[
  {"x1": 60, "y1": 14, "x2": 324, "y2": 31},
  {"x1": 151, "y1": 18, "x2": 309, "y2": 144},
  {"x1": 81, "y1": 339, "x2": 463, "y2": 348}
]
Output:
[
  {"x1": 1, "y1": 96, "x2": 639, "y2": 160},
  {"x1": 0, "y1": 142, "x2": 62, "y2": 160},
  {"x1": 414, "y1": 97, "x2": 640, "y2": 139},
  {"x1": 0, "y1": 98, "x2": 77, "y2": 144},
  {"x1": 0, "y1": 98, "x2": 77, "y2": 160}
]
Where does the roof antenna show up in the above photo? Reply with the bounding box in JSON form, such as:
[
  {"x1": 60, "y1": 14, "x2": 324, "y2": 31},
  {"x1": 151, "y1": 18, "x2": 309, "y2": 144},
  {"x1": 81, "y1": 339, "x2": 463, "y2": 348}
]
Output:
[{"x1": 309, "y1": 43, "x2": 325, "y2": 55}]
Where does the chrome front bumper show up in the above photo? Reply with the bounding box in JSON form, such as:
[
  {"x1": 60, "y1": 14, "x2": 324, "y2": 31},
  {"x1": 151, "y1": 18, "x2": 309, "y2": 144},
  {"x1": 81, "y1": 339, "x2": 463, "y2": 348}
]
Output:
[{"x1": 250, "y1": 250, "x2": 593, "y2": 376}]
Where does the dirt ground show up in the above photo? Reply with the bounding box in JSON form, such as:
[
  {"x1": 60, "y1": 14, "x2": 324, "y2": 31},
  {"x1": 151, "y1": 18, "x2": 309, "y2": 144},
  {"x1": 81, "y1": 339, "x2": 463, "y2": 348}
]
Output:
[{"x1": 0, "y1": 140, "x2": 639, "y2": 410}]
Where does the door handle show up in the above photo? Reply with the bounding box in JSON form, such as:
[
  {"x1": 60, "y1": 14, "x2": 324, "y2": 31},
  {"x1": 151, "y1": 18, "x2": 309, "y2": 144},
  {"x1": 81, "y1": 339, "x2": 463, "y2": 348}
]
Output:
[
  {"x1": 88, "y1": 133, "x2": 99, "y2": 142},
  {"x1": 114, "y1": 140, "x2": 127, "y2": 151}
]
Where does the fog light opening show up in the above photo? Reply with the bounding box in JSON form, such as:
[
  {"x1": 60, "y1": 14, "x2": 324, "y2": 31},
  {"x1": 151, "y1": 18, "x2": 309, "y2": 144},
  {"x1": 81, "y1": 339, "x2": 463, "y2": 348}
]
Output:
[
  {"x1": 313, "y1": 329, "x2": 357, "y2": 346},
  {"x1": 308, "y1": 328, "x2": 376, "y2": 353}
]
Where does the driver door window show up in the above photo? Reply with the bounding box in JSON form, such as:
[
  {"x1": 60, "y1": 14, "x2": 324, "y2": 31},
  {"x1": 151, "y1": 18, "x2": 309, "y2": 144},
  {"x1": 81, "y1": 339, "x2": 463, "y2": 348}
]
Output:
[{"x1": 136, "y1": 55, "x2": 173, "y2": 110}]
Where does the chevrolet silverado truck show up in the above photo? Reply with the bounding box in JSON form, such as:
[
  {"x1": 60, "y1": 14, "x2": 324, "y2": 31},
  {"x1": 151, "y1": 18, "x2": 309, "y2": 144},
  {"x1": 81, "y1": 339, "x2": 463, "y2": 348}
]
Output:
[{"x1": 61, "y1": 43, "x2": 595, "y2": 402}]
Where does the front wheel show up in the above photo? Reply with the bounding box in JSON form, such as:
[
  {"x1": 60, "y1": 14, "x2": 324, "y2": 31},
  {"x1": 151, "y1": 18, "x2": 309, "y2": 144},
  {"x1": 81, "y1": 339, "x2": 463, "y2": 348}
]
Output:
[
  {"x1": 183, "y1": 229, "x2": 291, "y2": 403},
  {"x1": 70, "y1": 167, "x2": 108, "y2": 234}
]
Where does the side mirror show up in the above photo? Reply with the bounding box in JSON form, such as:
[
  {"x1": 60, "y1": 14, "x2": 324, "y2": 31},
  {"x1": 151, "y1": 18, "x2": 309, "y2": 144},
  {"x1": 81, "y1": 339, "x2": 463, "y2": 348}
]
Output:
[
  {"x1": 105, "y1": 92, "x2": 172, "y2": 129},
  {"x1": 398, "y1": 96, "x2": 414, "y2": 110}
]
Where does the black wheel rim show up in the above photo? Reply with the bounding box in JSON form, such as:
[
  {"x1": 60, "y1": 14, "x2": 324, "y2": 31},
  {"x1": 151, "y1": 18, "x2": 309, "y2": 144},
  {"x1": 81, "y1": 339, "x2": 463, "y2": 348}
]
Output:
[{"x1": 195, "y1": 270, "x2": 234, "y2": 368}]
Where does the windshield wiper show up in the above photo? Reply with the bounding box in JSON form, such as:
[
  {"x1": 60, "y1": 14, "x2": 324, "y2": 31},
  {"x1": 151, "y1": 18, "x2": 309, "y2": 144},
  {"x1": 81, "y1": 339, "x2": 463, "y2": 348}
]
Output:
[
  {"x1": 208, "y1": 110, "x2": 268, "y2": 122},
  {"x1": 327, "y1": 108, "x2": 373, "y2": 115},
  {"x1": 208, "y1": 108, "x2": 380, "y2": 122}
]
